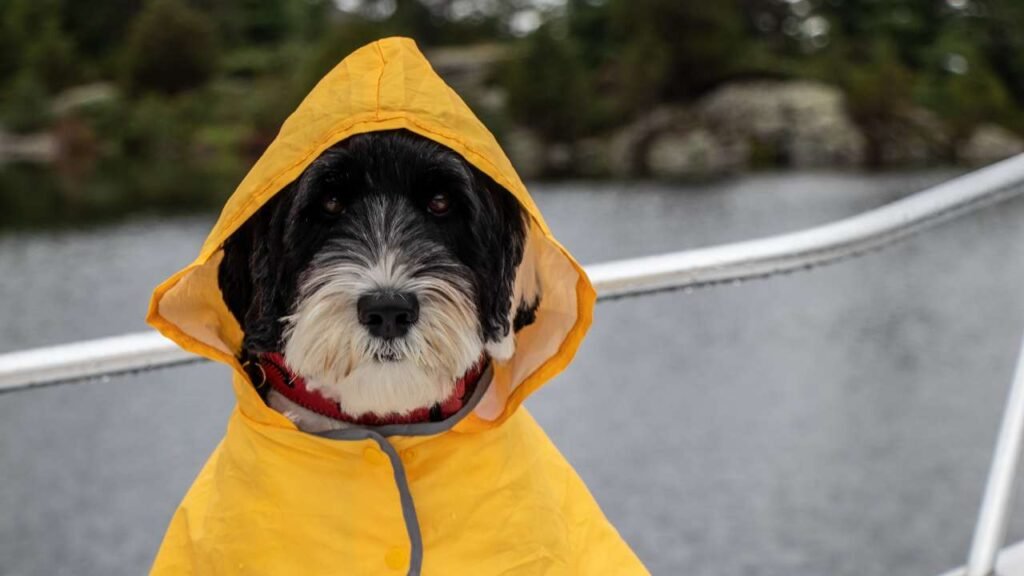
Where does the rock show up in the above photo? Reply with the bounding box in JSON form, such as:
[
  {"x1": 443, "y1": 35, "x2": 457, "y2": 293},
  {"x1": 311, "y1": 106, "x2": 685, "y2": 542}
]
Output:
[
  {"x1": 959, "y1": 124, "x2": 1024, "y2": 167},
  {"x1": 0, "y1": 129, "x2": 58, "y2": 164},
  {"x1": 697, "y1": 80, "x2": 866, "y2": 168},
  {"x1": 605, "y1": 106, "x2": 690, "y2": 178},
  {"x1": 501, "y1": 127, "x2": 545, "y2": 180},
  {"x1": 546, "y1": 142, "x2": 574, "y2": 175},
  {"x1": 872, "y1": 108, "x2": 952, "y2": 167},
  {"x1": 51, "y1": 83, "x2": 117, "y2": 117},
  {"x1": 573, "y1": 137, "x2": 611, "y2": 178},
  {"x1": 646, "y1": 128, "x2": 749, "y2": 179}
]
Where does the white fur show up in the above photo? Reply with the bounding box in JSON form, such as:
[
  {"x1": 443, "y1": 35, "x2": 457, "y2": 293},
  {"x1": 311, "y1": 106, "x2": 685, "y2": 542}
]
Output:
[
  {"x1": 276, "y1": 199, "x2": 542, "y2": 431},
  {"x1": 282, "y1": 248, "x2": 483, "y2": 422}
]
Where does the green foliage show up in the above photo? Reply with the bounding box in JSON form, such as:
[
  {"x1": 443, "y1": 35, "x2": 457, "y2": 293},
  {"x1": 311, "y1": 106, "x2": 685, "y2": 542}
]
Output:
[
  {"x1": 192, "y1": 0, "x2": 289, "y2": 46},
  {"x1": 608, "y1": 0, "x2": 745, "y2": 103},
  {"x1": 2, "y1": 74, "x2": 52, "y2": 133},
  {"x1": 502, "y1": 22, "x2": 593, "y2": 143},
  {"x1": 123, "y1": 0, "x2": 218, "y2": 95},
  {"x1": 835, "y1": 41, "x2": 915, "y2": 126},
  {"x1": 0, "y1": 165, "x2": 67, "y2": 228},
  {"x1": 56, "y1": 0, "x2": 142, "y2": 64},
  {"x1": 0, "y1": 0, "x2": 79, "y2": 92},
  {"x1": 4, "y1": 0, "x2": 1024, "y2": 227},
  {"x1": 299, "y1": 21, "x2": 394, "y2": 93},
  {"x1": 833, "y1": 41, "x2": 918, "y2": 165},
  {"x1": 920, "y1": 64, "x2": 1014, "y2": 140},
  {"x1": 979, "y1": 0, "x2": 1024, "y2": 108},
  {"x1": 502, "y1": 0, "x2": 755, "y2": 124},
  {"x1": 916, "y1": 24, "x2": 1017, "y2": 139},
  {"x1": 119, "y1": 95, "x2": 197, "y2": 159},
  {"x1": 24, "y1": 16, "x2": 79, "y2": 92}
]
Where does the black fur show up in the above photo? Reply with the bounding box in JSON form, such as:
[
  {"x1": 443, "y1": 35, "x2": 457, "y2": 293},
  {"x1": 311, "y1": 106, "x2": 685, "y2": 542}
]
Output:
[
  {"x1": 513, "y1": 297, "x2": 540, "y2": 333},
  {"x1": 218, "y1": 130, "x2": 536, "y2": 358}
]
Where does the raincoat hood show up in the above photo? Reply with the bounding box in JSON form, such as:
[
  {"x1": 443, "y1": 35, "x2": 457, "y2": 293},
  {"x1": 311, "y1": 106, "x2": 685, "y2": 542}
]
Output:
[
  {"x1": 147, "y1": 36, "x2": 594, "y2": 432},
  {"x1": 148, "y1": 38, "x2": 646, "y2": 575}
]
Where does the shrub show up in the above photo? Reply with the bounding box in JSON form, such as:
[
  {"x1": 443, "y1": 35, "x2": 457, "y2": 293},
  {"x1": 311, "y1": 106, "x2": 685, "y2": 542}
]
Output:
[
  {"x1": 502, "y1": 22, "x2": 593, "y2": 143},
  {"x1": 2, "y1": 73, "x2": 52, "y2": 133},
  {"x1": 23, "y1": 16, "x2": 79, "y2": 93},
  {"x1": 123, "y1": 0, "x2": 218, "y2": 96},
  {"x1": 915, "y1": 27, "x2": 1017, "y2": 141},
  {"x1": 608, "y1": 0, "x2": 745, "y2": 103}
]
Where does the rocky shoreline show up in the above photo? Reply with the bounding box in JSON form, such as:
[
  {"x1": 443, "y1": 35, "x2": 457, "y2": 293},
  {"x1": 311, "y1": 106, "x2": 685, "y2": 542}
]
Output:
[
  {"x1": 3, "y1": 78, "x2": 1023, "y2": 181},
  {"x1": 501, "y1": 80, "x2": 1024, "y2": 180}
]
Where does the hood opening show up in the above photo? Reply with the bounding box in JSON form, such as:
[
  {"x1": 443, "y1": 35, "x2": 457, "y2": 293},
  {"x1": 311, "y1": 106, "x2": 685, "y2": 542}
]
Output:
[{"x1": 147, "y1": 37, "x2": 595, "y2": 430}]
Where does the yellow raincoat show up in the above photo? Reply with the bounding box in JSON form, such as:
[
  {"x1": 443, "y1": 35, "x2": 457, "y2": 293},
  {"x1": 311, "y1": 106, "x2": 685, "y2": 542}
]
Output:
[{"x1": 147, "y1": 37, "x2": 648, "y2": 575}]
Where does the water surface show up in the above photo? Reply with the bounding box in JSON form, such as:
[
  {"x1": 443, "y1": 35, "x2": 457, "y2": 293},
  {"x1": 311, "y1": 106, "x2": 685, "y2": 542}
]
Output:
[{"x1": 3, "y1": 171, "x2": 1024, "y2": 576}]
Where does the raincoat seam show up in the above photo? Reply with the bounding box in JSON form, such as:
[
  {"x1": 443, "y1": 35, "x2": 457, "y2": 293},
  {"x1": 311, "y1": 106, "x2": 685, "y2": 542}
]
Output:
[
  {"x1": 206, "y1": 112, "x2": 492, "y2": 261},
  {"x1": 374, "y1": 40, "x2": 386, "y2": 120},
  {"x1": 161, "y1": 112, "x2": 526, "y2": 293},
  {"x1": 150, "y1": 111, "x2": 533, "y2": 363},
  {"x1": 386, "y1": 115, "x2": 555, "y2": 242},
  {"x1": 396, "y1": 117, "x2": 520, "y2": 195}
]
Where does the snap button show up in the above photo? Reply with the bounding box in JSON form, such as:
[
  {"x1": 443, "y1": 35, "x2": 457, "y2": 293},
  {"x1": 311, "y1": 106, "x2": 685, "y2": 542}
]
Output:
[
  {"x1": 402, "y1": 448, "x2": 416, "y2": 460},
  {"x1": 363, "y1": 447, "x2": 388, "y2": 466},
  {"x1": 385, "y1": 546, "x2": 410, "y2": 570}
]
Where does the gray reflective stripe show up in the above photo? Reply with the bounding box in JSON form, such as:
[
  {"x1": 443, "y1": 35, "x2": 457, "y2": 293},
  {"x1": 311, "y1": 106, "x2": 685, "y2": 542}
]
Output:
[
  {"x1": 320, "y1": 427, "x2": 423, "y2": 575},
  {"x1": 374, "y1": 432, "x2": 423, "y2": 576},
  {"x1": 314, "y1": 365, "x2": 494, "y2": 575}
]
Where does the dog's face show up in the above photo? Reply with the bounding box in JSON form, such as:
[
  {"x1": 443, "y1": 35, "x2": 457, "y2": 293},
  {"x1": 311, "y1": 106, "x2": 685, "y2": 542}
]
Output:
[{"x1": 219, "y1": 130, "x2": 539, "y2": 417}]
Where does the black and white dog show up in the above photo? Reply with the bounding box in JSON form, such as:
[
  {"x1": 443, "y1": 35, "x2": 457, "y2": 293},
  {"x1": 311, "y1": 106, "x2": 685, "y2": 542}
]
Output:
[{"x1": 218, "y1": 130, "x2": 540, "y2": 431}]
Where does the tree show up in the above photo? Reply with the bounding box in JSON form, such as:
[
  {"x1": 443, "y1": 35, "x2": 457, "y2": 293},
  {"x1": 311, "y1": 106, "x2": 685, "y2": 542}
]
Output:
[
  {"x1": 123, "y1": 0, "x2": 218, "y2": 95},
  {"x1": 58, "y1": 0, "x2": 142, "y2": 70},
  {"x1": 502, "y1": 22, "x2": 593, "y2": 143},
  {"x1": 609, "y1": 0, "x2": 746, "y2": 103},
  {"x1": 976, "y1": 0, "x2": 1024, "y2": 109},
  {"x1": 917, "y1": 25, "x2": 1015, "y2": 140},
  {"x1": 0, "y1": 0, "x2": 78, "y2": 91},
  {"x1": 25, "y1": 16, "x2": 78, "y2": 93}
]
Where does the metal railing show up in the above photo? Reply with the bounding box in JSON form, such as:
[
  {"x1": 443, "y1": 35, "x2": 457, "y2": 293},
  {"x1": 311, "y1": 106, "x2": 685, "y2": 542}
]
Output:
[
  {"x1": 4, "y1": 153, "x2": 1024, "y2": 575},
  {"x1": 966, "y1": 331, "x2": 1024, "y2": 576}
]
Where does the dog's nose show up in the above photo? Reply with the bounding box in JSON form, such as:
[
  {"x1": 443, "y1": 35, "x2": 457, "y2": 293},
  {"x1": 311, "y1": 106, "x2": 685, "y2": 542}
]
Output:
[{"x1": 357, "y1": 292, "x2": 419, "y2": 339}]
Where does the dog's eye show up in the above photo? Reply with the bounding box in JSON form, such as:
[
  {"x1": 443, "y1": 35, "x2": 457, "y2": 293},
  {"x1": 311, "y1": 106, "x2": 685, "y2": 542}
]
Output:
[
  {"x1": 426, "y1": 192, "x2": 451, "y2": 216},
  {"x1": 321, "y1": 193, "x2": 344, "y2": 216}
]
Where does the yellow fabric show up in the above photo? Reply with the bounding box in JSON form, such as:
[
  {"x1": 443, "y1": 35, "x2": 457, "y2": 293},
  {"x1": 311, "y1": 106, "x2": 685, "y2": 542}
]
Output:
[{"x1": 148, "y1": 37, "x2": 647, "y2": 575}]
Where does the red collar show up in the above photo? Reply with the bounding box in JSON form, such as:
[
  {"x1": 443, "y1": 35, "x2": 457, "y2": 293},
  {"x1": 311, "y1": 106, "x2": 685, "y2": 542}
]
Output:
[{"x1": 258, "y1": 353, "x2": 487, "y2": 426}]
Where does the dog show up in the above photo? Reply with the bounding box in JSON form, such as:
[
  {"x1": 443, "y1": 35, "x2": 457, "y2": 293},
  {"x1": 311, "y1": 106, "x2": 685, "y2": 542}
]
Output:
[
  {"x1": 217, "y1": 130, "x2": 541, "y2": 432},
  {"x1": 148, "y1": 38, "x2": 648, "y2": 574}
]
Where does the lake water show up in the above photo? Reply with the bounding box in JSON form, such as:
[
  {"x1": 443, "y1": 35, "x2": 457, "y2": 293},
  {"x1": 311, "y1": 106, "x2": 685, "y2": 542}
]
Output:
[{"x1": 3, "y1": 171, "x2": 1024, "y2": 576}]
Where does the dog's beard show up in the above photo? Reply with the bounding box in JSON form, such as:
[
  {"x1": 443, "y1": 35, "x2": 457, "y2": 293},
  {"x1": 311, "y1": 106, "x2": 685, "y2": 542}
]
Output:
[{"x1": 282, "y1": 244, "x2": 484, "y2": 418}]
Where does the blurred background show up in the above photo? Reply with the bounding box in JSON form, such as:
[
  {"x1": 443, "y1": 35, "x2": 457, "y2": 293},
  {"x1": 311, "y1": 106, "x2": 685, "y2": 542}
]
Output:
[
  {"x1": 3, "y1": 1, "x2": 1024, "y2": 575},
  {"x1": 2, "y1": 0, "x2": 1024, "y2": 222}
]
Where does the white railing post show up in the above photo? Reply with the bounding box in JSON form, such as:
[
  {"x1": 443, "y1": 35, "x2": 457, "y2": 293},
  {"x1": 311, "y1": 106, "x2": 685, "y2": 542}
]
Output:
[{"x1": 966, "y1": 332, "x2": 1024, "y2": 576}]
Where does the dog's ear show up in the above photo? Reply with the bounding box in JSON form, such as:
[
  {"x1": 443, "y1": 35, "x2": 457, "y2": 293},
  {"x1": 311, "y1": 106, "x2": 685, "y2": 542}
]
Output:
[
  {"x1": 480, "y1": 180, "x2": 541, "y2": 361},
  {"x1": 218, "y1": 193, "x2": 289, "y2": 355},
  {"x1": 511, "y1": 227, "x2": 541, "y2": 334},
  {"x1": 219, "y1": 220, "x2": 254, "y2": 332}
]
